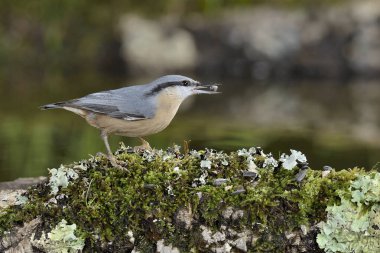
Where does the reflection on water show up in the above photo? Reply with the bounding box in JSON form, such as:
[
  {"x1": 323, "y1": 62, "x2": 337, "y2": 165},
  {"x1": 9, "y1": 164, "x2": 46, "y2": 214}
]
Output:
[{"x1": 0, "y1": 77, "x2": 379, "y2": 182}]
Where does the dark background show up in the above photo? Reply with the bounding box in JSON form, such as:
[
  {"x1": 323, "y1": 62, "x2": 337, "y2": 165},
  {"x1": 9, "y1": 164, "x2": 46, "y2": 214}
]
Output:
[{"x1": 1, "y1": 0, "x2": 379, "y2": 181}]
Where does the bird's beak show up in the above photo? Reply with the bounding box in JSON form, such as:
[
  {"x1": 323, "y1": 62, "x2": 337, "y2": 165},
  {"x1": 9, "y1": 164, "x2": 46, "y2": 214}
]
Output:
[{"x1": 193, "y1": 83, "x2": 221, "y2": 94}]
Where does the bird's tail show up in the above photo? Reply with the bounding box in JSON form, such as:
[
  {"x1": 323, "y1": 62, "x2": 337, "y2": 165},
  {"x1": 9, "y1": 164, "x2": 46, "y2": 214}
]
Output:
[{"x1": 40, "y1": 102, "x2": 66, "y2": 110}]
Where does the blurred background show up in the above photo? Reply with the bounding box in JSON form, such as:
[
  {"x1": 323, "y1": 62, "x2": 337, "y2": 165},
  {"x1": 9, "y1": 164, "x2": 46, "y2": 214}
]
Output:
[{"x1": 0, "y1": 0, "x2": 379, "y2": 181}]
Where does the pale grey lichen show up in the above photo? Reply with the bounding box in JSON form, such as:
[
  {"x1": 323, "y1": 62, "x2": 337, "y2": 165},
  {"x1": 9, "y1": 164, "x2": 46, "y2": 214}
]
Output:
[
  {"x1": 156, "y1": 239, "x2": 180, "y2": 253},
  {"x1": 31, "y1": 219, "x2": 85, "y2": 253},
  {"x1": 221, "y1": 159, "x2": 229, "y2": 166},
  {"x1": 200, "y1": 160, "x2": 212, "y2": 169},
  {"x1": 0, "y1": 189, "x2": 27, "y2": 209},
  {"x1": 142, "y1": 150, "x2": 155, "y2": 162},
  {"x1": 48, "y1": 165, "x2": 79, "y2": 195},
  {"x1": 237, "y1": 148, "x2": 307, "y2": 171},
  {"x1": 246, "y1": 160, "x2": 258, "y2": 174},
  {"x1": 232, "y1": 237, "x2": 247, "y2": 252},
  {"x1": 172, "y1": 144, "x2": 181, "y2": 153},
  {"x1": 192, "y1": 171, "x2": 208, "y2": 187},
  {"x1": 198, "y1": 173, "x2": 208, "y2": 185},
  {"x1": 172, "y1": 166, "x2": 180, "y2": 173},
  {"x1": 73, "y1": 162, "x2": 88, "y2": 171},
  {"x1": 189, "y1": 150, "x2": 201, "y2": 159},
  {"x1": 127, "y1": 230, "x2": 135, "y2": 244},
  {"x1": 212, "y1": 242, "x2": 232, "y2": 253},
  {"x1": 263, "y1": 155, "x2": 278, "y2": 168},
  {"x1": 237, "y1": 148, "x2": 257, "y2": 159},
  {"x1": 15, "y1": 195, "x2": 28, "y2": 206},
  {"x1": 47, "y1": 197, "x2": 58, "y2": 205},
  {"x1": 167, "y1": 185, "x2": 174, "y2": 196},
  {"x1": 279, "y1": 149, "x2": 307, "y2": 170},
  {"x1": 162, "y1": 153, "x2": 175, "y2": 161},
  {"x1": 237, "y1": 148, "x2": 261, "y2": 176}
]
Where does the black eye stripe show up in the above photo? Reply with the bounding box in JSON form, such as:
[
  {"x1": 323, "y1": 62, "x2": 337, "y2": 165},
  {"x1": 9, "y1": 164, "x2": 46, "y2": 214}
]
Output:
[
  {"x1": 182, "y1": 80, "x2": 190, "y2": 86},
  {"x1": 145, "y1": 81, "x2": 187, "y2": 96}
]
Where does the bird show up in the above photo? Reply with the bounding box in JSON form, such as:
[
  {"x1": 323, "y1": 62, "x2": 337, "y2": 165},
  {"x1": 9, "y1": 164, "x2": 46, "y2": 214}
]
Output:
[{"x1": 41, "y1": 75, "x2": 220, "y2": 169}]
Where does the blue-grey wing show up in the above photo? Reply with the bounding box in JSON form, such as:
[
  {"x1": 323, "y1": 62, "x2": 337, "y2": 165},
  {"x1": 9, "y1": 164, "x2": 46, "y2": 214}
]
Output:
[{"x1": 64, "y1": 85, "x2": 156, "y2": 121}]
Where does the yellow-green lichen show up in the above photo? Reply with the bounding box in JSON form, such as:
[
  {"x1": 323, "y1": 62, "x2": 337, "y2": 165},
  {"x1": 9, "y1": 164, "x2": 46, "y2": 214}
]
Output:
[
  {"x1": 350, "y1": 172, "x2": 380, "y2": 206},
  {"x1": 31, "y1": 219, "x2": 85, "y2": 253},
  {"x1": 317, "y1": 172, "x2": 380, "y2": 253}
]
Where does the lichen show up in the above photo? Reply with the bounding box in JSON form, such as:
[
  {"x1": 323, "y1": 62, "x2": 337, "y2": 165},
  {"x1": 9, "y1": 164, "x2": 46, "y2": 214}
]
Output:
[
  {"x1": 0, "y1": 189, "x2": 27, "y2": 209},
  {"x1": 0, "y1": 144, "x2": 376, "y2": 252},
  {"x1": 48, "y1": 165, "x2": 81, "y2": 195},
  {"x1": 317, "y1": 172, "x2": 380, "y2": 253},
  {"x1": 350, "y1": 172, "x2": 380, "y2": 206},
  {"x1": 279, "y1": 149, "x2": 307, "y2": 170},
  {"x1": 31, "y1": 219, "x2": 85, "y2": 253},
  {"x1": 156, "y1": 239, "x2": 180, "y2": 253},
  {"x1": 15, "y1": 195, "x2": 29, "y2": 206}
]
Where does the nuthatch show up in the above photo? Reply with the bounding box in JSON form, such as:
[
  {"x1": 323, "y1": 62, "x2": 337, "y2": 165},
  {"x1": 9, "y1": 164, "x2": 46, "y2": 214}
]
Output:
[{"x1": 41, "y1": 75, "x2": 220, "y2": 169}]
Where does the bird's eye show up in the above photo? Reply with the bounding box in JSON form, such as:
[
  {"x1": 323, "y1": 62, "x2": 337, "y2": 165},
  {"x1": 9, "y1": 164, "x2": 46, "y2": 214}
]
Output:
[{"x1": 182, "y1": 80, "x2": 190, "y2": 86}]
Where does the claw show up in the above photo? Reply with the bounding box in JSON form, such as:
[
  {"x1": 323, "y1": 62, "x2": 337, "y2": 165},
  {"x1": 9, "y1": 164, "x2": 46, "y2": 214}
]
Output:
[
  {"x1": 108, "y1": 155, "x2": 129, "y2": 171},
  {"x1": 133, "y1": 137, "x2": 152, "y2": 153},
  {"x1": 100, "y1": 131, "x2": 129, "y2": 171}
]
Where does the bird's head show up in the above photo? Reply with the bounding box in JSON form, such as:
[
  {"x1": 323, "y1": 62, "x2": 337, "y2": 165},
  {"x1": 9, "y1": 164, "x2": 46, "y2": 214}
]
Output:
[{"x1": 146, "y1": 75, "x2": 220, "y2": 100}]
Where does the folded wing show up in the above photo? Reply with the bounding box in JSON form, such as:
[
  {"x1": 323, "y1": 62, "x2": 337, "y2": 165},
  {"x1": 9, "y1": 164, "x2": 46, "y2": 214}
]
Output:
[{"x1": 48, "y1": 85, "x2": 156, "y2": 121}]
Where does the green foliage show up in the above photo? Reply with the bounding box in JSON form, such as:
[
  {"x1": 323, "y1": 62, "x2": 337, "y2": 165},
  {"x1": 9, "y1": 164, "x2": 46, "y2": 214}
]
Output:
[{"x1": 317, "y1": 172, "x2": 380, "y2": 253}]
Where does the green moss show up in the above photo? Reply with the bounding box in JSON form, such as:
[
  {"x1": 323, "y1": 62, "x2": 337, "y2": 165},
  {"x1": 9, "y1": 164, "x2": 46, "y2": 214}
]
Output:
[{"x1": 0, "y1": 144, "x2": 375, "y2": 252}]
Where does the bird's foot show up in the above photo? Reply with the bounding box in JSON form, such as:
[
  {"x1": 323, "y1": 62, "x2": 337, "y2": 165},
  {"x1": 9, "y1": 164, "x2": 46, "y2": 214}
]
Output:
[
  {"x1": 133, "y1": 138, "x2": 152, "y2": 153},
  {"x1": 98, "y1": 153, "x2": 128, "y2": 171},
  {"x1": 133, "y1": 145, "x2": 152, "y2": 153},
  {"x1": 96, "y1": 152, "x2": 107, "y2": 158},
  {"x1": 96, "y1": 152, "x2": 128, "y2": 171},
  {"x1": 109, "y1": 155, "x2": 129, "y2": 171}
]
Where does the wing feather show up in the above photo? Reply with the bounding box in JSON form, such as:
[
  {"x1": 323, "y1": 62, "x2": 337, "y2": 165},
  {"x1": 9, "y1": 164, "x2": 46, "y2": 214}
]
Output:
[{"x1": 62, "y1": 85, "x2": 156, "y2": 121}]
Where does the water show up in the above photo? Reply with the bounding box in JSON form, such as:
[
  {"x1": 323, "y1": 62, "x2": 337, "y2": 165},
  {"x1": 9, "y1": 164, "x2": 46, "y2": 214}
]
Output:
[{"x1": 0, "y1": 76, "x2": 379, "y2": 182}]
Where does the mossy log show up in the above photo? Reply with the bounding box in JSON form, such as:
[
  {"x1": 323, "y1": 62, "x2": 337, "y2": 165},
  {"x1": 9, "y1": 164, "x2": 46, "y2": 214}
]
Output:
[{"x1": 0, "y1": 144, "x2": 379, "y2": 253}]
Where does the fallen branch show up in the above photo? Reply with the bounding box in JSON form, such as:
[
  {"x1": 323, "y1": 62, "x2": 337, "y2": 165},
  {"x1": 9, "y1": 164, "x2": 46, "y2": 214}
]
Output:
[{"x1": 0, "y1": 145, "x2": 378, "y2": 252}]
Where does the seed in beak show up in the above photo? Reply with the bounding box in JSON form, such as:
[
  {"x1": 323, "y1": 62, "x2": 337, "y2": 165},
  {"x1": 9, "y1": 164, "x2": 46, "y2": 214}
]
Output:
[{"x1": 210, "y1": 85, "x2": 218, "y2": 92}]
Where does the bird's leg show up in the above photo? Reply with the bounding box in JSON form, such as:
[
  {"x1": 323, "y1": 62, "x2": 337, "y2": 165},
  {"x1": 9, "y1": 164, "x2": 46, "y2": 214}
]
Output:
[
  {"x1": 139, "y1": 137, "x2": 152, "y2": 150},
  {"x1": 100, "y1": 131, "x2": 128, "y2": 170},
  {"x1": 133, "y1": 137, "x2": 152, "y2": 153}
]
